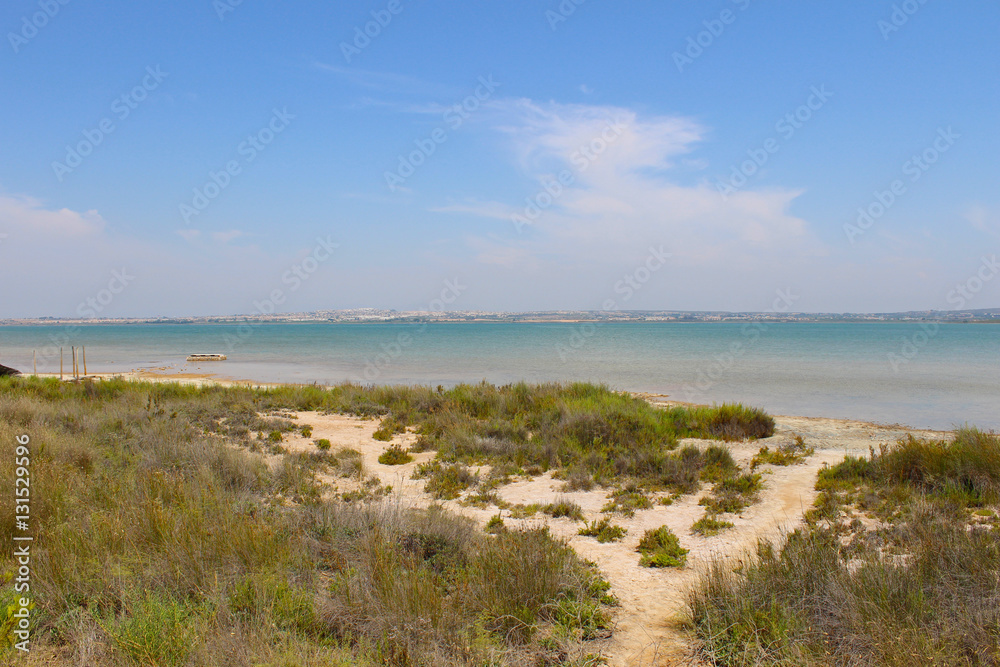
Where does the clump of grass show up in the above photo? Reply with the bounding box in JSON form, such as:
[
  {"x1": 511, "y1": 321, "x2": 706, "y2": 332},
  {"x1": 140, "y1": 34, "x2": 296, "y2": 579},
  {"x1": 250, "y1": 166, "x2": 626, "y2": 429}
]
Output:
[
  {"x1": 509, "y1": 503, "x2": 541, "y2": 519},
  {"x1": 377, "y1": 444, "x2": 413, "y2": 465},
  {"x1": 578, "y1": 518, "x2": 627, "y2": 543},
  {"x1": 414, "y1": 461, "x2": 478, "y2": 500},
  {"x1": 372, "y1": 415, "x2": 405, "y2": 441},
  {"x1": 699, "y1": 472, "x2": 764, "y2": 515},
  {"x1": 485, "y1": 514, "x2": 506, "y2": 534},
  {"x1": 560, "y1": 467, "x2": 596, "y2": 492},
  {"x1": 330, "y1": 447, "x2": 365, "y2": 479},
  {"x1": 459, "y1": 489, "x2": 507, "y2": 509},
  {"x1": 669, "y1": 403, "x2": 775, "y2": 441},
  {"x1": 300, "y1": 424, "x2": 313, "y2": 438},
  {"x1": 601, "y1": 485, "x2": 653, "y2": 517},
  {"x1": 268, "y1": 430, "x2": 283, "y2": 443},
  {"x1": 314, "y1": 438, "x2": 331, "y2": 451},
  {"x1": 636, "y1": 526, "x2": 688, "y2": 568},
  {"x1": 340, "y1": 475, "x2": 391, "y2": 502},
  {"x1": 542, "y1": 498, "x2": 586, "y2": 522},
  {"x1": 691, "y1": 514, "x2": 734, "y2": 536},
  {"x1": 108, "y1": 593, "x2": 208, "y2": 667},
  {"x1": 700, "y1": 444, "x2": 739, "y2": 482},
  {"x1": 751, "y1": 434, "x2": 814, "y2": 469}
]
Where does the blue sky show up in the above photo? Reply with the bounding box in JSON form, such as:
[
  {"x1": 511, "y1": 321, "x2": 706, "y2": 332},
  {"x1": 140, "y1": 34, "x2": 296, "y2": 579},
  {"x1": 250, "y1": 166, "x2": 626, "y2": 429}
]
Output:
[{"x1": 1, "y1": 0, "x2": 998, "y2": 317}]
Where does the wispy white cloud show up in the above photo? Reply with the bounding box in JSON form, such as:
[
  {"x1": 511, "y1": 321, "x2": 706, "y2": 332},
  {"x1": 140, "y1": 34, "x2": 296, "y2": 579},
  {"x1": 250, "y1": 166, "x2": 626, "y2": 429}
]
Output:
[
  {"x1": 0, "y1": 194, "x2": 106, "y2": 236},
  {"x1": 436, "y1": 99, "x2": 824, "y2": 270}
]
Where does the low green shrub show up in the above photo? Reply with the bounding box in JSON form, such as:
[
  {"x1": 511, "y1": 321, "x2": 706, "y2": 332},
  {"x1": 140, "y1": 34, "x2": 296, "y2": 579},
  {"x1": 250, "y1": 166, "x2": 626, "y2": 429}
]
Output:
[
  {"x1": 414, "y1": 461, "x2": 478, "y2": 500},
  {"x1": 601, "y1": 485, "x2": 653, "y2": 517},
  {"x1": 637, "y1": 526, "x2": 688, "y2": 568},
  {"x1": 691, "y1": 514, "x2": 734, "y2": 536},
  {"x1": 378, "y1": 444, "x2": 413, "y2": 465},
  {"x1": 578, "y1": 518, "x2": 627, "y2": 543},
  {"x1": 542, "y1": 499, "x2": 586, "y2": 522},
  {"x1": 752, "y1": 435, "x2": 814, "y2": 469}
]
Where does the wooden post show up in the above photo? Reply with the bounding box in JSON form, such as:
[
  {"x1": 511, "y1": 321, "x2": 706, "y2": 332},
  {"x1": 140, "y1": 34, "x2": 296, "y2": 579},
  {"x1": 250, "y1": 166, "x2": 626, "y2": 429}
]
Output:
[
  {"x1": 33, "y1": 350, "x2": 37, "y2": 376},
  {"x1": 83, "y1": 347, "x2": 87, "y2": 377},
  {"x1": 71, "y1": 347, "x2": 76, "y2": 379},
  {"x1": 60, "y1": 347, "x2": 64, "y2": 380}
]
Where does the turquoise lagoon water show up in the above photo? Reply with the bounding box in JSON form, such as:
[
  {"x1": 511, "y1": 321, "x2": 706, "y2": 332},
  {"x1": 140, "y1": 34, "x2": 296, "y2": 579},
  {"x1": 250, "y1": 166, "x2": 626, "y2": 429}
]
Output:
[{"x1": 0, "y1": 322, "x2": 997, "y2": 431}]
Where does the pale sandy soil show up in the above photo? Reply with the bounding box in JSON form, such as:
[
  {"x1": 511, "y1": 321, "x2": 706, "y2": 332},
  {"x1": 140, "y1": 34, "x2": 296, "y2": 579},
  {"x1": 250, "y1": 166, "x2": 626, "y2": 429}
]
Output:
[
  {"x1": 272, "y1": 406, "x2": 948, "y2": 667},
  {"x1": 33, "y1": 372, "x2": 950, "y2": 665}
]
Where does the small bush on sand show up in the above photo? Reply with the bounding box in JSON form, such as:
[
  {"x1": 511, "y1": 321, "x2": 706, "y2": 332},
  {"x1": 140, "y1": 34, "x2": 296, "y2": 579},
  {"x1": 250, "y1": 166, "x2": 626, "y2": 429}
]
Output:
[
  {"x1": 699, "y1": 473, "x2": 764, "y2": 515},
  {"x1": 578, "y1": 518, "x2": 627, "y2": 543},
  {"x1": 542, "y1": 498, "x2": 585, "y2": 522},
  {"x1": 601, "y1": 485, "x2": 653, "y2": 517},
  {"x1": 373, "y1": 415, "x2": 405, "y2": 441},
  {"x1": 414, "y1": 461, "x2": 478, "y2": 500},
  {"x1": 752, "y1": 434, "x2": 814, "y2": 469},
  {"x1": 691, "y1": 514, "x2": 734, "y2": 536},
  {"x1": 669, "y1": 403, "x2": 775, "y2": 441},
  {"x1": 314, "y1": 438, "x2": 331, "y2": 450},
  {"x1": 378, "y1": 444, "x2": 413, "y2": 465},
  {"x1": 637, "y1": 526, "x2": 688, "y2": 568}
]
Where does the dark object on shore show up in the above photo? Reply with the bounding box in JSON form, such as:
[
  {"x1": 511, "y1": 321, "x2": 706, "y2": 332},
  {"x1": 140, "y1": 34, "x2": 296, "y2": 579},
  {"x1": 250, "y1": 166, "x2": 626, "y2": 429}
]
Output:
[{"x1": 0, "y1": 364, "x2": 21, "y2": 377}]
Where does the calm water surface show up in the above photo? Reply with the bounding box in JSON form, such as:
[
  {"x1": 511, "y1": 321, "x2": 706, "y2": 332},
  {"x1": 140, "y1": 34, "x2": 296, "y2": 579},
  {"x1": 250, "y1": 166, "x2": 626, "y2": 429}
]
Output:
[{"x1": 1, "y1": 322, "x2": 997, "y2": 431}]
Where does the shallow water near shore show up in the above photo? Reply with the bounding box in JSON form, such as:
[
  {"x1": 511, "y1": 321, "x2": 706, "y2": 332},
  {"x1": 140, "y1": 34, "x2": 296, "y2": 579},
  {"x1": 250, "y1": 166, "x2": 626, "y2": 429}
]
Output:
[{"x1": 1, "y1": 321, "x2": 998, "y2": 431}]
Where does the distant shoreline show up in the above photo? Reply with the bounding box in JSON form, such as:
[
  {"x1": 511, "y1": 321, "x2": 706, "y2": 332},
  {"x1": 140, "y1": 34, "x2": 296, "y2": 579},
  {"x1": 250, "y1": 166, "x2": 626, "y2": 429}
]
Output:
[{"x1": 3, "y1": 310, "x2": 999, "y2": 327}]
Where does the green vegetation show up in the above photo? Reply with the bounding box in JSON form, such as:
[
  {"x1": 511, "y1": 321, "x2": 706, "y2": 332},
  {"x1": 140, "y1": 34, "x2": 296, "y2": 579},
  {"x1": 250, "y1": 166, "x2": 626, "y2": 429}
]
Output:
[
  {"x1": 751, "y1": 434, "x2": 814, "y2": 469},
  {"x1": 699, "y1": 472, "x2": 764, "y2": 515},
  {"x1": 542, "y1": 498, "x2": 586, "y2": 522},
  {"x1": 413, "y1": 460, "x2": 479, "y2": 500},
  {"x1": 0, "y1": 377, "x2": 620, "y2": 665},
  {"x1": 578, "y1": 518, "x2": 628, "y2": 543},
  {"x1": 601, "y1": 485, "x2": 653, "y2": 517},
  {"x1": 300, "y1": 424, "x2": 313, "y2": 438},
  {"x1": 315, "y1": 437, "x2": 331, "y2": 451},
  {"x1": 329, "y1": 447, "x2": 365, "y2": 479},
  {"x1": 689, "y1": 428, "x2": 1000, "y2": 666},
  {"x1": 691, "y1": 515, "x2": 734, "y2": 536},
  {"x1": 636, "y1": 526, "x2": 688, "y2": 568},
  {"x1": 372, "y1": 415, "x2": 406, "y2": 441},
  {"x1": 484, "y1": 514, "x2": 506, "y2": 534},
  {"x1": 670, "y1": 403, "x2": 775, "y2": 442},
  {"x1": 813, "y1": 428, "x2": 1000, "y2": 517},
  {"x1": 377, "y1": 443, "x2": 413, "y2": 465}
]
